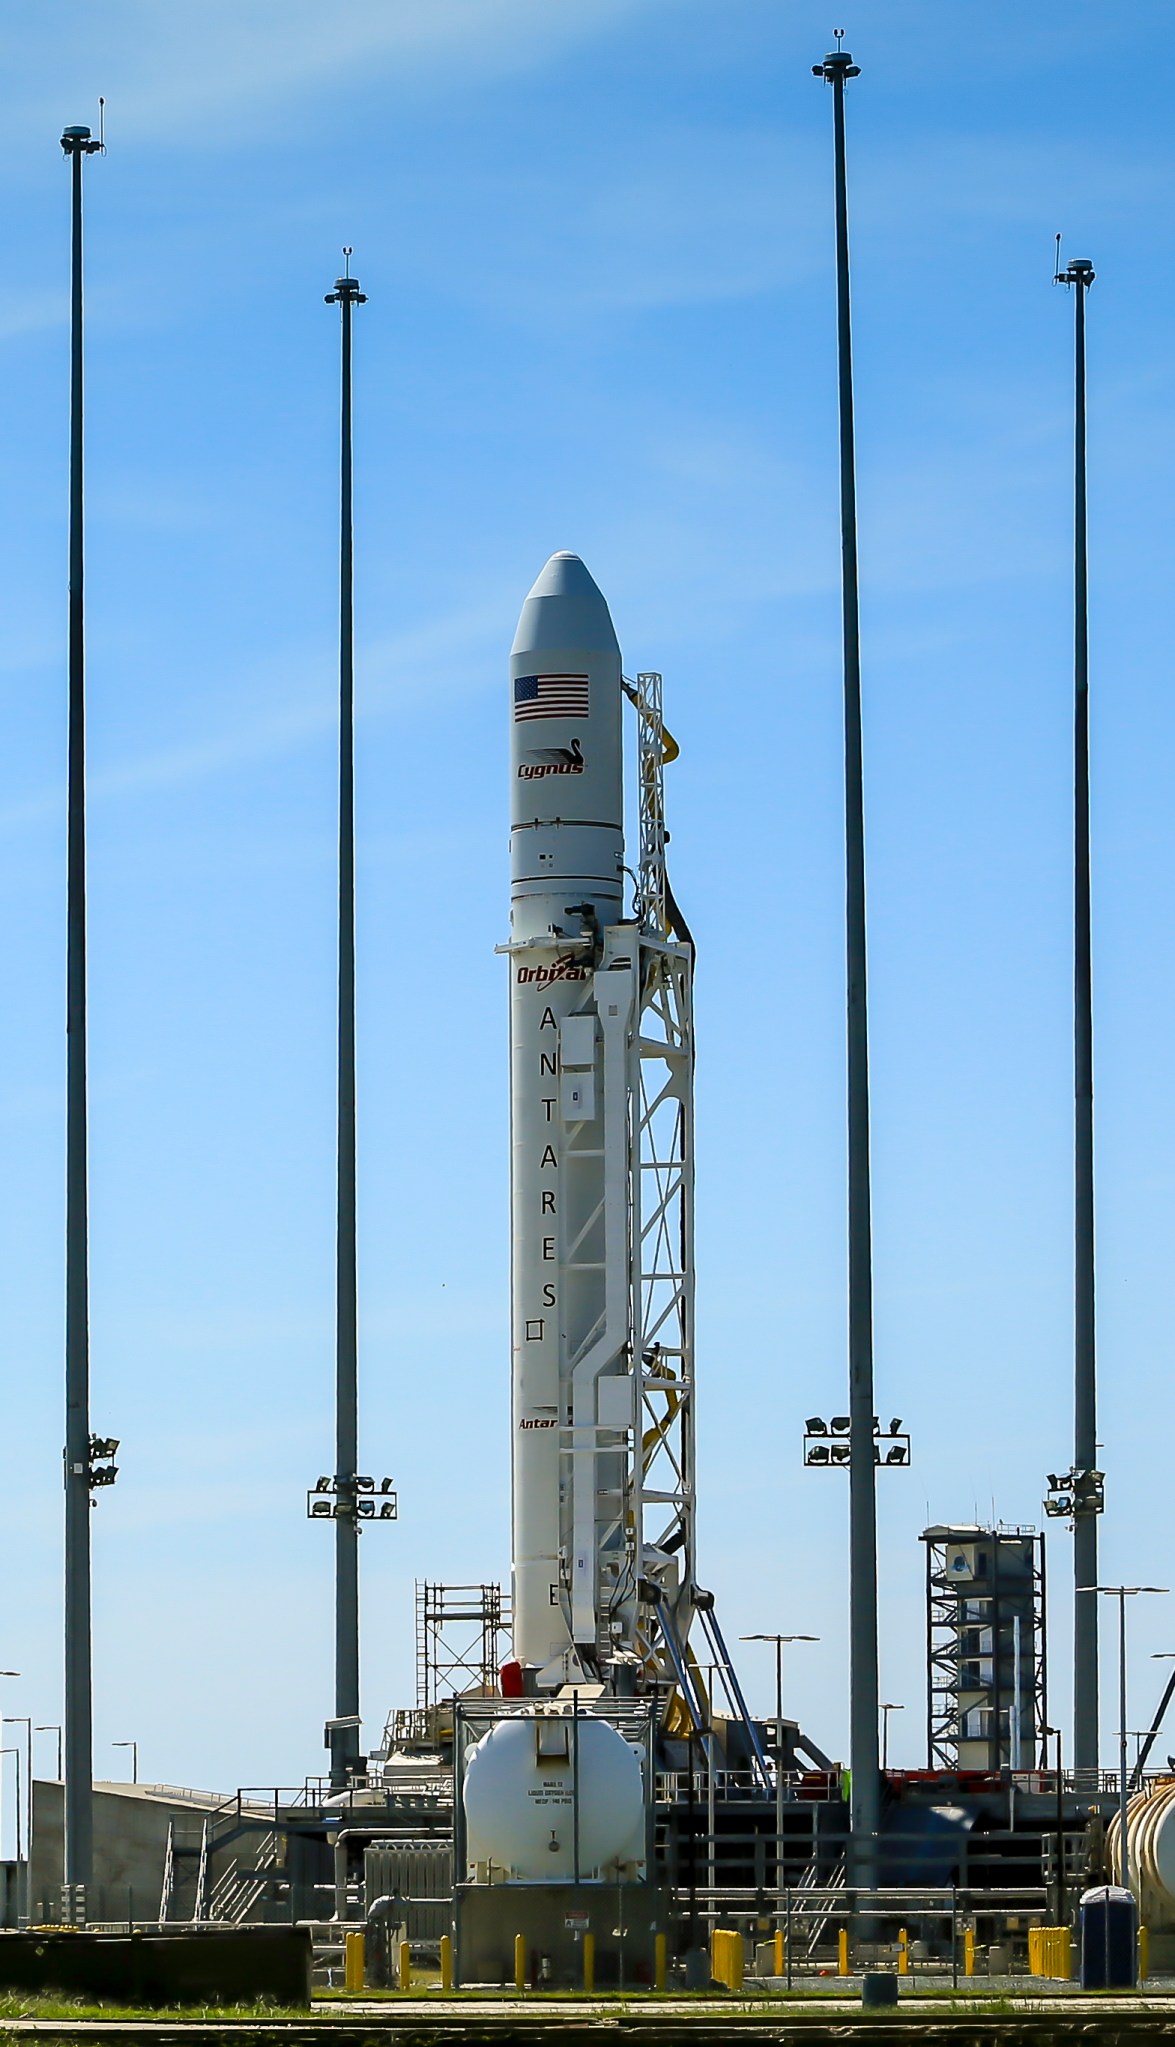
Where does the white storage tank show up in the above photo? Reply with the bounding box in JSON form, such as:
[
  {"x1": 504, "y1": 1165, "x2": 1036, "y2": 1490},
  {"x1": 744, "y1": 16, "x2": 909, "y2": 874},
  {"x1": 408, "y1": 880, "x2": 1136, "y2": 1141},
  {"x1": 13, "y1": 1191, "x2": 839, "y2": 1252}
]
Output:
[
  {"x1": 1107, "y1": 1780, "x2": 1175, "y2": 1929},
  {"x1": 463, "y1": 1710, "x2": 645, "y2": 1882}
]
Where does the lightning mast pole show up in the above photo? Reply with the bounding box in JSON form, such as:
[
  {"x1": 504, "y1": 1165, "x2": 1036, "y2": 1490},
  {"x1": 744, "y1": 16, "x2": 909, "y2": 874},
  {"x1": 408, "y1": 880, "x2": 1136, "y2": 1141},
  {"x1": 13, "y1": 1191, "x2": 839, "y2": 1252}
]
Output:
[
  {"x1": 813, "y1": 38, "x2": 881, "y2": 1887},
  {"x1": 325, "y1": 253, "x2": 366, "y2": 1792},
  {"x1": 1059, "y1": 254, "x2": 1099, "y2": 1775},
  {"x1": 61, "y1": 120, "x2": 103, "y2": 1897}
]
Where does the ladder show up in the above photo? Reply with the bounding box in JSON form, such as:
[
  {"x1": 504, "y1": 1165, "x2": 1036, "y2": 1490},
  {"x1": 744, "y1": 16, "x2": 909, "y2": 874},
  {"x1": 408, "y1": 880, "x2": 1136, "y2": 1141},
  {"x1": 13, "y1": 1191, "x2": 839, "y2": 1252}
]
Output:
[
  {"x1": 794, "y1": 1851, "x2": 847, "y2": 1958},
  {"x1": 157, "y1": 1822, "x2": 175, "y2": 1924},
  {"x1": 192, "y1": 1818, "x2": 209, "y2": 1923}
]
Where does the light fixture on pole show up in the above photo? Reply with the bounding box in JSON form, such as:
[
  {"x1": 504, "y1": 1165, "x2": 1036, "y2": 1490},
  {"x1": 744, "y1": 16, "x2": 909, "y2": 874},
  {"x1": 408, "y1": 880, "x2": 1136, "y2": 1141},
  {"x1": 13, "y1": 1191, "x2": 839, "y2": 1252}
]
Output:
[
  {"x1": 112, "y1": 1741, "x2": 138, "y2": 1785},
  {"x1": 1055, "y1": 244, "x2": 1100, "y2": 1780},
  {"x1": 1078, "y1": 1586, "x2": 1167, "y2": 1893},
  {"x1": 741, "y1": 1633, "x2": 820, "y2": 1909},
  {"x1": 804, "y1": 1416, "x2": 910, "y2": 1468},
  {"x1": 60, "y1": 112, "x2": 106, "y2": 1897},
  {"x1": 2, "y1": 1719, "x2": 32, "y2": 1921},
  {"x1": 1132, "y1": 1656, "x2": 1175, "y2": 1791},
  {"x1": 1043, "y1": 1723, "x2": 1067, "y2": 1924},
  {"x1": 879, "y1": 1702, "x2": 903, "y2": 1772},
  {"x1": 35, "y1": 1727, "x2": 63, "y2": 1782},
  {"x1": 811, "y1": 31, "x2": 882, "y2": 1893},
  {"x1": 0, "y1": 1749, "x2": 22, "y2": 1869},
  {"x1": 0, "y1": 1681, "x2": 19, "y2": 1902}
]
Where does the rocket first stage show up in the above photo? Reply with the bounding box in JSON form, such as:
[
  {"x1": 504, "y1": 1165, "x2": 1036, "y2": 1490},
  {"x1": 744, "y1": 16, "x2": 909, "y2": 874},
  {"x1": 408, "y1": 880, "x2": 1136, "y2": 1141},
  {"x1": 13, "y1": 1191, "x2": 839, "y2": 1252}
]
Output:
[{"x1": 502, "y1": 553, "x2": 699, "y2": 1700}]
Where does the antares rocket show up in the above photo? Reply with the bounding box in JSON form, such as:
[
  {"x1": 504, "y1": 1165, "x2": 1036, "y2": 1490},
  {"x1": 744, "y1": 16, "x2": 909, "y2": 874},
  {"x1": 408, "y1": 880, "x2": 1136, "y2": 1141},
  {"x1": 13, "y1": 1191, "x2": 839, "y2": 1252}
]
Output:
[{"x1": 502, "y1": 552, "x2": 698, "y2": 1701}]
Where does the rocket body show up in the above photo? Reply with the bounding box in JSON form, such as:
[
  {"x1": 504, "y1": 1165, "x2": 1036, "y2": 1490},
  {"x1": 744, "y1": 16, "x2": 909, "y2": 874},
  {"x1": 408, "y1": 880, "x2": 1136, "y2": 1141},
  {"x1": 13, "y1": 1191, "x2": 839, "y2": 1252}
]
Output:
[{"x1": 507, "y1": 553, "x2": 634, "y2": 1681}]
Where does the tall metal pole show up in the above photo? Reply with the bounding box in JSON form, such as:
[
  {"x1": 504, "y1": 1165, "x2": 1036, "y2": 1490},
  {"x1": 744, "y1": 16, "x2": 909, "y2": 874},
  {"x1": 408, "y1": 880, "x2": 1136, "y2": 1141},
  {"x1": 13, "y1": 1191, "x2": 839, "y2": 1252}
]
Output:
[
  {"x1": 61, "y1": 120, "x2": 102, "y2": 1896},
  {"x1": 775, "y1": 1639, "x2": 783, "y2": 1900},
  {"x1": 1058, "y1": 256, "x2": 1099, "y2": 1776},
  {"x1": 813, "y1": 38, "x2": 880, "y2": 1890},
  {"x1": 3, "y1": 1718, "x2": 33, "y2": 1923},
  {"x1": 324, "y1": 254, "x2": 366, "y2": 1792},
  {"x1": 742, "y1": 1630, "x2": 819, "y2": 1903},
  {"x1": 1117, "y1": 1589, "x2": 1128, "y2": 1890},
  {"x1": 1081, "y1": 1586, "x2": 1167, "y2": 1894}
]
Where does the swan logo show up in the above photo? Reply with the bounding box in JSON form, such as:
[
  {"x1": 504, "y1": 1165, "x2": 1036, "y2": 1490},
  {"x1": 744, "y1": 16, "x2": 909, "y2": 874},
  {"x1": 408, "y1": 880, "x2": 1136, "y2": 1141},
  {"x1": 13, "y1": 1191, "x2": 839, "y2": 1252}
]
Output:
[
  {"x1": 516, "y1": 954, "x2": 589, "y2": 986},
  {"x1": 519, "y1": 738, "x2": 585, "y2": 781}
]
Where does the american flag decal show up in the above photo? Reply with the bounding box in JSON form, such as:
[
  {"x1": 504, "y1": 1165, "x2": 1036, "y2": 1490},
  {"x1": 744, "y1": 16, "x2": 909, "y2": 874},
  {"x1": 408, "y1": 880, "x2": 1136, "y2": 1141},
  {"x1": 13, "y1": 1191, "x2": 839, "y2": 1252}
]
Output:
[{"x1": 514, "y1": 672, "x2": 589, "y2": 721}]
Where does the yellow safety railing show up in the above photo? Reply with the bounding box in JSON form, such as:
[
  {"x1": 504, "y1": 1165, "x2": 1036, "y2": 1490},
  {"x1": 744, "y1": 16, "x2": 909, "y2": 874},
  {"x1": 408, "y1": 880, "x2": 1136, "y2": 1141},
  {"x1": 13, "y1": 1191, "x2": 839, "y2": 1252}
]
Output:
[
  {"x1": 711, "y1": 1927, "x2": 744, "y2": 1990},
  {"x1": 1027, "y1": 1925, "x2": 1072, "y2": 1980}
]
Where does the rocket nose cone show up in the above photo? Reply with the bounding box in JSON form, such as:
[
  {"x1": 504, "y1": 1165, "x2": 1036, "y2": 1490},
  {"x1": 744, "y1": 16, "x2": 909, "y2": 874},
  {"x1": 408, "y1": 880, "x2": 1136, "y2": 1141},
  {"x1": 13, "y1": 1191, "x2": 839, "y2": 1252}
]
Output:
[{"x1": 511, "y1": 551, "x2": 620, "y2": 659}]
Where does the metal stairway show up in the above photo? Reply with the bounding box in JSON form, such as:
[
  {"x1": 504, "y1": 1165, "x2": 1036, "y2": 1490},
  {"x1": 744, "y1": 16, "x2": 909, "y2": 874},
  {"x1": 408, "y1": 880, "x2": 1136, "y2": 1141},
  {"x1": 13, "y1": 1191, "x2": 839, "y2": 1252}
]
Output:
[
  {"x1": 207, "y1": 1830, "x2": 281, "y2": 1924},
  {"x1": 793, "y1": 1850, "x2": 847, "y2": 1958}
]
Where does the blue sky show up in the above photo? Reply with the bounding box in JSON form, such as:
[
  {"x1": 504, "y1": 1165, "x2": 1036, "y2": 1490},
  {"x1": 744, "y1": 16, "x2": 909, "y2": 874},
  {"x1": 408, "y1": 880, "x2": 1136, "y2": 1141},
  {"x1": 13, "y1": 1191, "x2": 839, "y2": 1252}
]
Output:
[{"x1": 1, "y1": 1, "x2": 1174, "y2": 1821}]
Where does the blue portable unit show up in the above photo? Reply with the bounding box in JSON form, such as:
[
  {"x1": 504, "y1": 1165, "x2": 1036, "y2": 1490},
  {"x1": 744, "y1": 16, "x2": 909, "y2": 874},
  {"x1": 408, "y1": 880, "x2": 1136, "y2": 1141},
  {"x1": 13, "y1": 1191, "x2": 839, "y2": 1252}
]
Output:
[{"x1": 1080, "y1": 1884, "x2": 1137, "y2": 1990}]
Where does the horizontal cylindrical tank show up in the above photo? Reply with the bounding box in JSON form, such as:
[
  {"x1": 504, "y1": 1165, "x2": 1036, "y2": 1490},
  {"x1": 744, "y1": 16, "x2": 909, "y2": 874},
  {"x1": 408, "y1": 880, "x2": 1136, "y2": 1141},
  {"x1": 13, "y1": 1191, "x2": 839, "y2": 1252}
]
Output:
[
  {"x1": 1107, "y1": 1780, "x2": 1175, "y2": 1928},
  {"x1": 463, "y1": 1711, "x2": 644, "y2": 1882}
]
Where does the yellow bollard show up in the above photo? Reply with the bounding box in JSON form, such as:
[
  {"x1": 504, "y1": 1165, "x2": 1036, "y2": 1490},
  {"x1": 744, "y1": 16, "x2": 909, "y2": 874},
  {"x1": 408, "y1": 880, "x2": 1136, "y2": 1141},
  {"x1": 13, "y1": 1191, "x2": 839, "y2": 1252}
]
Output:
[
  {"x1": 709, "y1": 1928, "x2": 743, "y2": 1991},
  {"x1": 1140, "y1": 1926, "x2": 1149, "y2": 1983},
  {"x1": 1029, "y1": 1927, "x2": 1072, "y2": 1982},
  {"x1": 774, "y1": 1928, "x2": 784, "y2": 1979},
  {"x1": 439, "y1": 1933, "x2": 453, "y2": 1992},
  {"x1": 964, "y1": 1926, "x2": 975, "y2": 1978},
  {"x1": 398, "y1": 1939, "x2": 411, "y2": 1991},
  {"x1": 654, "y1": 1931, "x2": 667, "y2": 1991},
  {"x1": 583, "y1": 1931, "x2": 595, "y2": 1992},
  {"x1": 838, "y1": 1926, "x2": 849, "y2": 1976},
  {"x1": 898, "y1": 1927, "x2": 909, "y2": 1976},
  {"x1": 343, "y1": 1929, "x2": 365, "y2": 1993},
  {"x1": 514, "y1": 1932, "x2": 526, "y2": 1993}
]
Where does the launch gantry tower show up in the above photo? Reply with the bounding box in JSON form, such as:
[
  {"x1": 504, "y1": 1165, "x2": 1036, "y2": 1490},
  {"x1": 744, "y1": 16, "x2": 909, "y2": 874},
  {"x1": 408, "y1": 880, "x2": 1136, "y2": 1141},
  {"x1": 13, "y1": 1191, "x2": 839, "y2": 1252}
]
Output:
[{"x1": 616, "y1": 673, "x2": 698, "y2": 1701}]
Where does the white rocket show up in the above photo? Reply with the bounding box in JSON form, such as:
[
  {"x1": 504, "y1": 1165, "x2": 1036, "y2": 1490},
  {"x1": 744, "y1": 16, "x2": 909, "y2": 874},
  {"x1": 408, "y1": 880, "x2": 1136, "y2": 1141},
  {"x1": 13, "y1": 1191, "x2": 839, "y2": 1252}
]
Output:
[{"x1": 502, "y1": 553, "x2": 698, "y2": 1698}]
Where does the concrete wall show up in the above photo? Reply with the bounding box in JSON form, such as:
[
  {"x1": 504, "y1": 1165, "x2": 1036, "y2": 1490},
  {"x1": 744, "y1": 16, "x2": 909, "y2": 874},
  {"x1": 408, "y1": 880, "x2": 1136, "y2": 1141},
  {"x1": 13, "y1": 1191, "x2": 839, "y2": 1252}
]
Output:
[
  {"x1": 32, "y1": 1781, "x2": 216, "y2": 1921},
  {"x1": 30, "y1": 1782, "x2": 285, "y2": 1924}
]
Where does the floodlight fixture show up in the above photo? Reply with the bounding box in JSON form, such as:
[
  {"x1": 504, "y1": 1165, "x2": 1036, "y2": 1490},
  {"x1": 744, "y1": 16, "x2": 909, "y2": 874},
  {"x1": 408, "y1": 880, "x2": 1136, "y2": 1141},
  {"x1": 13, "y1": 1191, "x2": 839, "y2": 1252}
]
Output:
[
  {"x1": 806, "y1": 1417, "x2": 911, "y2": 1470},
  {"x1": 307, "y1": 1474, "x2": 397, "y2": 1522}
]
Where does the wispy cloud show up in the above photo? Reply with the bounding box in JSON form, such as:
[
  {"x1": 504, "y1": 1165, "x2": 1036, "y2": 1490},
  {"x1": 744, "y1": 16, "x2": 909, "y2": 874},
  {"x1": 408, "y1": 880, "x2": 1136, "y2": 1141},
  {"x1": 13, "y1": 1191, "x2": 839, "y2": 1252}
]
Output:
[
  {"x1": 400, "y1": 129, "x2": 822, "y2": 321},
  {"x1": 0, "y1": 597, "x2": 503, "y2": 829},
  {"x1": 2, "y1": 0, "x2": 660, "y2": 146},
  {"x1": 0, "y1": 289, "x2": 68, "y2": 342},
  {"x1": 861, "y1": 133, "x2": 1175, "y2": 238}
]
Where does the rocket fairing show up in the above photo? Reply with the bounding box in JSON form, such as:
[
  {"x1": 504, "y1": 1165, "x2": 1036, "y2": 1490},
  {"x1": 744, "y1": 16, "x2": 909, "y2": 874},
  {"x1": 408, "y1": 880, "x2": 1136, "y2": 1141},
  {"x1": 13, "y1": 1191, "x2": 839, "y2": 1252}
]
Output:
[{"x1": 506, "y1": 553, "x2": 637, "y2": 1685}]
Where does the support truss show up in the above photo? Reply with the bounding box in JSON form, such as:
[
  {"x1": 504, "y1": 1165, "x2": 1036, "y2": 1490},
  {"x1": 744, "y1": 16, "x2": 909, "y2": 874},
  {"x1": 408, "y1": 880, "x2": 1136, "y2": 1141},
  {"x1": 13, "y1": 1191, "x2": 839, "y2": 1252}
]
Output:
[{"x1": 627, "y1": 673, "x2": 696, "y2": 1684}]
